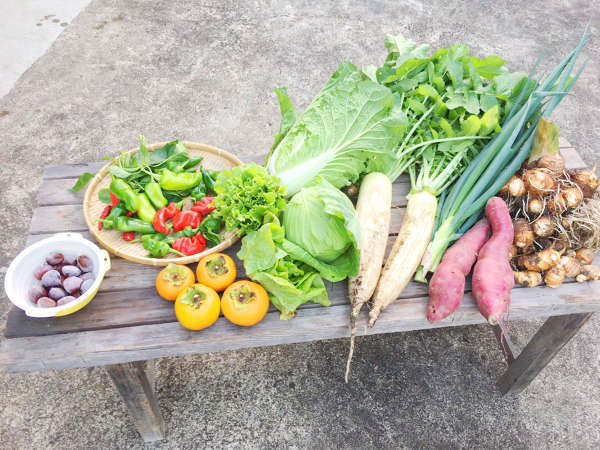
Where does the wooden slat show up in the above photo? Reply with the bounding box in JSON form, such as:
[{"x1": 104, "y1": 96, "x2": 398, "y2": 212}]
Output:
[
  {"x1": 2, "y1": 279, "x2": 599, "y2": 373},
  {"x1": 36, "y1": 175, "x2": 411, "y2": 207}
]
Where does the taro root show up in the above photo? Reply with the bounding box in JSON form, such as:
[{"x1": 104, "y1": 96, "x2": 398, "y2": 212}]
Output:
[
  {"x1": 517, "y1": 247, "x2": 561, "y2": 272},
  {"x1": 562, "y1": 186, "x2": 583, "y2": 209},
  {"x1": 544, "y1": 266, "x2": 566, "y2": 288},
  {"x1": 513, "y1": 218, "x2": 534, "y2": 249},
  {"x1": 514, "y1": 270, "x2": 543, "y2": 287},
  {"x1": 547, "y1": 191, "x2": 568, "y2": 214},
  {"x1": 575, "y1": 248, "x2": 594, "y2": 265},
  {"x1": 500, "y1": 175, "x2": 526, "y2": 197},
  {"x1": 523, "y1": 169, "x2": 557, "y2": 197},
  {"x1": 558, "y1": 256, "x2": 582, "y2": 278},
  {"x1": 576, "y1": 265, "x2": 600, "y2": 282},
  {"x1": 527, "y1": 197, "x2": 544, "y2": 216},
  {"x1": 532, "y1": 216, "x2": 554, "y2": 237},
  {"x1": 537, "y1": 154, "x2": 565, "y2": 175},
  {"x1": 571, "y1": 167, "x2": 599, "y2": 198}
]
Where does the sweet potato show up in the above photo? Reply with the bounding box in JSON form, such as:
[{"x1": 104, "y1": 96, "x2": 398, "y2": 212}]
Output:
[
  {"x1": 427, "y1": 218, "x2": 490, "y2": 322},
  {"x1": 472, "y1": 197, "x2": 515, "y2": 325}
]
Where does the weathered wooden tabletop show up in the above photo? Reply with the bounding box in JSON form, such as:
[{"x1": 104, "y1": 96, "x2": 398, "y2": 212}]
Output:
[{"x1": 1, "y1": 140, "x2": 599, "y2": 374}]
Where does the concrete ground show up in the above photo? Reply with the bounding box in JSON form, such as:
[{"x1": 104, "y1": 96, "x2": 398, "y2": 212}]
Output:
[
  {"x1": 0, "y1": 0, "x2": 91, "y2": 97},
  {"x1": 0, "y1": 1, "x2": 599, "y2": 448}
]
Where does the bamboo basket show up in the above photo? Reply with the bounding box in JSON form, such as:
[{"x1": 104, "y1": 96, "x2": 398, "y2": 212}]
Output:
[{"x1": 83, "y1": 141, "x2": 243, "y2": 266}]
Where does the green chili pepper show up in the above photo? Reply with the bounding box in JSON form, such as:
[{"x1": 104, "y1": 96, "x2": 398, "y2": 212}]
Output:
[
  {"x1": 201, "y1": 168, "x2": 216, "y2": 194},
  {"x1": 159, "y1": 169, "x2": 203, "y2": 191},
  {"x1": 113, "y1": 216, "x2": 156, "y2": 234},
  {"x1": 110, "y1": 178, "x2": 139, "y2": 212},
  {"x1": 144, "y1": 181, "x2": 168, "y2": 209},
  {"x1": 140, "y1": 234, "x2": 184, "y2": 258},
  {"x1": 101, "y1": 205, "x2": 127, "y2": 230},
  {"x1": 183, "y1": 157, "x2": 203, "y2": 169},
  {"x1": 190, "y1": 183, "x2": 207, "y2": 200},
  {"x1": 136, "y1": 193, "x2": 157, "y2": 223}
]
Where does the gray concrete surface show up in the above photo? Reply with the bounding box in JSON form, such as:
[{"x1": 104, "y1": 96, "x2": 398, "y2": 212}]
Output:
[
  {"x1": 0, "y1": 0, "x2": 599, "y2": 448},
  {"x1": 0, "y1": 0, "x2": 92, "y2": 97}
]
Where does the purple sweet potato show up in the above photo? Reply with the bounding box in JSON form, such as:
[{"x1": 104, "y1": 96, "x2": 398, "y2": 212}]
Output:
[{"x1": 428, "y1": 218, "x2": 490, "y2": 322}]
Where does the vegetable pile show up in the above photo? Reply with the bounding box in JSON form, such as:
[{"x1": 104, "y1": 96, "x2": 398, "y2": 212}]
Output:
[
  {"x1": 61, "y1": 27, "x2": 598, "y2": 382},
  {"x1": 500, "y1": 130, "x2": 600, "y2": 288},
  {"x1": 73, "y1": 137, "x2": 225, "y2": 257}
]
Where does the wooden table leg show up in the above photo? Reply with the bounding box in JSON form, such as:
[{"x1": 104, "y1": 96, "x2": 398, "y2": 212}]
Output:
[
  {"x1": 497, "y1": 312, "x2": 593, "y2": 396},
  {"x1": 106, "y1": 361, "x2": 166, "y2": 442}
]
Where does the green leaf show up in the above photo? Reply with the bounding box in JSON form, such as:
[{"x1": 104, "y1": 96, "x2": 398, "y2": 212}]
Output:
[
  {"x1": 107, "y1": 165, "x2": 132, "y2": 179},
  {"x1": 479, "y1": 105, "x2": 499, "y2": 136},
  {"x1": 270, "y1": 87, "x2": 297, "y2": 153},
  {"x1": 98, "y1": 188, "x2": 111, "y2": 204},
  {"x1": 439, "y1": 118, "x2": 455, "y2": 137},
  {"x1": 69, "y1": 172, "x2": 94, "y2": 192},
  {"x1": 267, "y1": 62, "x2": 406, "y2": 195},
  {"x1": 361, "y1": 65, "x2": 378, "y2": 82},
  {"x1": 479, "y1": 93, "x2": 499, "y2": 112},
  {"x1": 416, "y1": 83, "x2": 439, "y2": 99},
  {"x1": 461, "y1": 115, "x2": 481, "y2": 136},
  {"x1": 468, "y1": 55, "x2": 506, "y2": 80}
]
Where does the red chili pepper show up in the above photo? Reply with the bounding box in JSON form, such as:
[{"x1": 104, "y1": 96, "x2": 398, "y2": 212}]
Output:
[
  {"x1": 191, "y1": 196, "x2": 216, "y2": 216},
  {"x1": 122, "y1": 232, "x2": 135, "y2": 241},
  {"x1": 98, "y1": 205, "x2": 112, "y2": 230},
  {"x1": 152, "y1": 202, "x2": 180, "y2": 233},
  {"x1": 126, "y1": 211, "x2": 135, "y2": 217},
  {"x1": 172, "y1": 234, "x2": 206, "y2": 255},
  {"x1": 172, "y1": 210, "x2": 202, "y2": 231},
  {"x1": 109, "y1": 191, "x2": 120, "y2": 207}
]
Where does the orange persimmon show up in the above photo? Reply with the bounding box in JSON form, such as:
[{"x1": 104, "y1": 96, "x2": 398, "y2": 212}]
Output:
[
  {"x1": 221, "y1": 280, "x2": 269, "y2": 327},
  {"x1": 155, "y1": 264, "x2": 195, "y2": 301},
  {"x1": 196, "y1": 253, "x2": 236, "y2": 292},
  {"x1": 174, "y1": 284, "x2": 220, "y2": 330}
]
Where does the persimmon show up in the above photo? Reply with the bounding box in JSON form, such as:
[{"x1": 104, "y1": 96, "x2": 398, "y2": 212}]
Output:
[
  {"x1": 156, "y1": 264, "x2": 195, "y2": 301},
  {"x1": 221, "y1": 280, "x2": 269, "y2": 327},
  {"x1": 174, "y1": 284, "x2": 220, "y2": 330},
  {"x1": 196, "y1": 253, "x2": 236, "y2": 291}
]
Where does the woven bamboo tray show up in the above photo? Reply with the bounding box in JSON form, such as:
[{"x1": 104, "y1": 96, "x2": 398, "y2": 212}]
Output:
[{"x1": 83, "y1": 141, "x2": 243, "y2": 266}]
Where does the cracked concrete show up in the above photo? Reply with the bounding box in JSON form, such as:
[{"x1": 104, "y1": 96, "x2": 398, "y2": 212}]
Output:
[{"x1": 0, "y1": 0, "x2": 599, "y2": 448}]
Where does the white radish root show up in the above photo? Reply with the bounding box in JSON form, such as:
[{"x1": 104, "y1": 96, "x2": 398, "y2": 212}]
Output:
[
  {"x1": 368, "y1": 190, "x2": 437, "y2": 328},
  {"x1": 345, "y1": 173, "x2": 391, "y2": 382}
]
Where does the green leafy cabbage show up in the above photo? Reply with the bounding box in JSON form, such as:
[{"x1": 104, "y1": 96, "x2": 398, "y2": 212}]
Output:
[
  {"x1": 238, "y1": 216, "x2": 330, "y2": 320},
  {"x1": 267, "y1": 62, "x2": 407, "y2": 195},
  {"x1": 282, "y1": 178, "x2": 360, "y2": 281}
]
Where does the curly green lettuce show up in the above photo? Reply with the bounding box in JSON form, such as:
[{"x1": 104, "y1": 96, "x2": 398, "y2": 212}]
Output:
[{"x1": 213, "y1": 163, "x2": 287, "y2": 236}]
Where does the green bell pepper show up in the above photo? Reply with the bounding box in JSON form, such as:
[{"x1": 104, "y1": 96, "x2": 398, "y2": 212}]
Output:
[
  {"x1": 144, "y1": 181, "x2": 168, "y2": 209},
  {"x1": 110, "y1": 178, "x2": 139, "y2": 212},
  {"x1": 113, "y1": 216, "x2": 156, "y2": 234},
  {"x1": 159, "y1": 169, "x2": 203, "y2": 191},
  {"x1": 199, "y1": 215, "x2": 222, "y2": 246}
]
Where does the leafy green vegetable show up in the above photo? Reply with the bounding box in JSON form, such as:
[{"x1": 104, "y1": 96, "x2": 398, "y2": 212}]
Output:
[
  {"x1": 70, "y1": 173, "x2": 94, "y2": 192},
  {"x1": 373, "y1": 33, "x2": 530, "y2": 193},
  {"x1": 238, "y1": 217, "x2": 329, "y2": 320},
  {"x1": 213, "y1": 163, "x2": 287, "y2": 236},
  {"x1": 267, "y1": 87, "x2": 297, "y2": 163},
  {"x1": 98, "y1": 188, "x2": 111, "y2": 204},
  {"x1": 282, "y1": 178, "x2": 360, "y2": 280},
  {"x1": 267, "y1": 62, "x2": 407, "y2": 195}
]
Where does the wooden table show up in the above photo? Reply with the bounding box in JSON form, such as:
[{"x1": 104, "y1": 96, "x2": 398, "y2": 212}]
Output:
[{"x1": 2, "y1": 142, "x2": 599, "y2": 442}]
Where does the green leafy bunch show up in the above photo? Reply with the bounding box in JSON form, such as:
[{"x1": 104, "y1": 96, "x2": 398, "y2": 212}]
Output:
[
  {"x1": 213, "y1": 163, "x2": 287, "y2": 236},
  {"x1": 368, "y1": 34, "x2": 533, "y2": 191}
]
